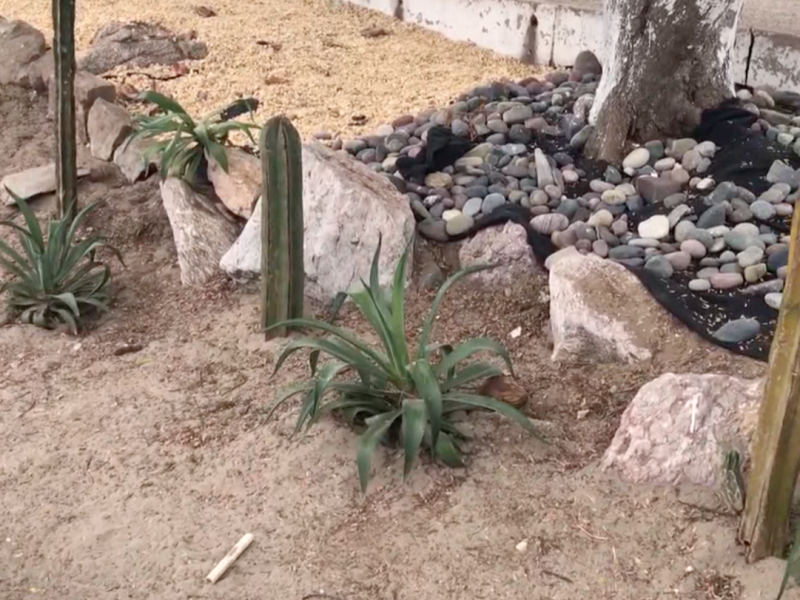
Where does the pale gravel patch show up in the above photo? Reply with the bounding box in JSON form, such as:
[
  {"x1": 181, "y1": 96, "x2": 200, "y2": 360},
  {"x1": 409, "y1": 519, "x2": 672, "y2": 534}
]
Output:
[{"x1": 0, "y1": 0, "x2": 544, "y2": 138}]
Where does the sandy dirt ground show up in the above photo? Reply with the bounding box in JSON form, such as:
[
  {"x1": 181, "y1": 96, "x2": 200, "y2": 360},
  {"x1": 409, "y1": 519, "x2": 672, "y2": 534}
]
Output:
[
  {"x1": 0, "y1": 0, "x2": 542, "y2": 140},
  {"x1": 0, "y1": 79, "x2": 797, "y2": 600}
]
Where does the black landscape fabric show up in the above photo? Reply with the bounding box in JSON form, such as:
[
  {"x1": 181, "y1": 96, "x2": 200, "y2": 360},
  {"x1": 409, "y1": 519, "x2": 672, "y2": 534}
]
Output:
[{"x1": 411, "y1": 101, "x2": 800, "y2": 363}]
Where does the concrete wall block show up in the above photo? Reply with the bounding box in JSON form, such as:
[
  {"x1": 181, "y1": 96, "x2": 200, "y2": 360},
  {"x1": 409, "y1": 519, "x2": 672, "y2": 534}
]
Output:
[
  {"x1": 343, "y1": 0, "x2": 800, "y2": 94},
  {"x1": 550, "y1": 6, "x2": 603, "y2": 66},
  {"x1": 403, "y1": 0, "x2": 539, "y2": 63},
  {"x1": 748, "y1": 31, "x2": 800, "y2": 92},
  {"x1": 343, "y1": 0, "x2": 399, "y2": 16}
]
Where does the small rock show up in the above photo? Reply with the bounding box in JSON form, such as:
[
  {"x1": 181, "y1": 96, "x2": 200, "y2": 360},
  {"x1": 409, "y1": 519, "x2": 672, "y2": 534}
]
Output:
[
  {"x1": 463, "y1": 197, "x2": 483, "y2": 217},
  {"x1": 667, "y1": 138, "x2": 697, "y2": 160},
  {"x1": 531, "y1": 213, "x2": 569, "y2": 234},
  {"x1": 696, "y1": 204, "x2": 726, "y2": 229},
  {"x1": 637, "y1": 215, "x2": 670, "y2": 240},
  {"x1": 750, "y1": 200, "x2": 777, "y2": 220},
  {"x1": 503, "y1": 105, "x2": 533, "y2": 124},
  {"x1": 689, "y1": 279, "x2": 711, "y2": 292},
  {"x1": 592, "y1": 239, "x2": 609, "y2": 257},
  {"x1": 534, "y1": 149, "x2": 554, "y2": 188},
  {"x1": 767, "y1": 246, "x2": 789, "y2": 273},
  {"x1": 710, "y1": 272, "x2": 744, "y2": 289},
  {"x1": 645, "y1": 255, "x2": 674, "y2": 278},
  {"x1": 713, "y1": 318, "x2": 760, "y2": 343},
  {"x1": 636, "y1": 176, "x2": 682, "y2": 203},
  {"x1": 608, "y1": 245, "x2": 644, "y2": 260},
  {"x1": 623, "y1": 148, "x2": 650, "y2": 170},
  {"x1": 680, "y1": 239, "x2": 707, "y2": 259},
  {"x1": 588, "y1": 209, "x2": 613, "y2": 228},
  {"x1": 482, "y1": 193, "x2": 506, "y2": 214},
  {"x1": 445, "y1": 213, "x2": 474, "y2": 236},
  {"x1": 737, "y1": 247, "x2": 765, "y2": 268},
  {"x1": 766, "y1": 160, "x2": 800, "y2": 189},
  {"x1": 665, "y1": 251, "x2": 691, "y2": 271},
  {"x1": 745, "y1": 263, "x2": 767, "y2": 283},
  {"x1": 765, "y1": 293, "x2": 783, "y2": 310}
]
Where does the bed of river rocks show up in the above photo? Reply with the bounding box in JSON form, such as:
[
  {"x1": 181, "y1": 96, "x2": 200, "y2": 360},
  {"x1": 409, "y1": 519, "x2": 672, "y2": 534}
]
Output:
[{"x1": 314, "y1": 52, "x2": 800, "y2": 334}]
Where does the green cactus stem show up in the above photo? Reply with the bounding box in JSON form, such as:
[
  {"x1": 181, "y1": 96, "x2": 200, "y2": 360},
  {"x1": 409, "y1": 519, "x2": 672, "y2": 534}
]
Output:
[{"x1": 260, "y1": 115, "x2": 304, "y2": 340}]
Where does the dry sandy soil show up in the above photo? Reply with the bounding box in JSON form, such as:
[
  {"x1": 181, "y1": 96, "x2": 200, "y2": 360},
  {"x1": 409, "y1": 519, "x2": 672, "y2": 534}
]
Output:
[
  {"x1": 0, "y1": 0, "x2": 798, "y2": 597},
  {"x1": 0, "y1": 79, "x2": 796, "y2": 599},
  {"x1": 0, "y1": 0, "x2": 540, "y2": 139}
]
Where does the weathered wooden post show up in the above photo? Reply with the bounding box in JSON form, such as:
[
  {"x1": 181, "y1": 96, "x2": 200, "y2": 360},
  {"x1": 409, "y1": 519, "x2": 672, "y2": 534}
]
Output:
[
  {"x1": 52, "y1": 0, "x2": 78, "y2": 220},
  {"x1": 739, "y1": 195, "x2": 800, "y2": 561}
]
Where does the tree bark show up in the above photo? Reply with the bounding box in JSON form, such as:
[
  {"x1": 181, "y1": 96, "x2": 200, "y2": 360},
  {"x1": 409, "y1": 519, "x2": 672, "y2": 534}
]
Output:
[
  {"x1": 586, "y1": 0, "x2": 744, "y2": 164},
  {"x1": 738, "y1": 204, "x2": 800, "y2": 562}
]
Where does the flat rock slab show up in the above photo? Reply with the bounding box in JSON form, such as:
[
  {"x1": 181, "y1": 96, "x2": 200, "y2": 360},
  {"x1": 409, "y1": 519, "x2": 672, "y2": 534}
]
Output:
[
  {"x1": 1, "y1": 164, "x2": 90, "y2": 206},
  {"x1": 79, "y1": 21, "x2": 208, "y2": 74},
  {"x1": 602, "y1": 373, "x2": 763, "y2": 488}
]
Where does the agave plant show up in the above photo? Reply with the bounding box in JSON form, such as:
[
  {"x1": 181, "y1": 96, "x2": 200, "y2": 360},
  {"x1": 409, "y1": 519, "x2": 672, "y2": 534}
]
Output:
[
  {"x1": 264, "y1": 235, "x2": 541, "y2": 493},
  {"x1": 0, "y1": 194, "x2": 121, "y2": 333},
  {"x1": 131, "y1": 91, "x2": 260, "y2": 184}
]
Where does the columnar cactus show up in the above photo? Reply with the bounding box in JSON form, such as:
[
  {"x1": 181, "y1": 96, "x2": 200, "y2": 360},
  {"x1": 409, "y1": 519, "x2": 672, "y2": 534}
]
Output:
[
  {"x1": 53, "y1": 0, "x2": 78, "y2": 220},
  {"x1": 260, "y1": 116, "x2": 304, "y2": 339}
]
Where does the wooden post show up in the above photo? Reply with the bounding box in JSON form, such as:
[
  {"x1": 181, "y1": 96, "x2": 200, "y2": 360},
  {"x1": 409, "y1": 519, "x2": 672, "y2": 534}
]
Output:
[
  {"x1": 52, "y1": 0, "x2": 78, "y2": 220},
  {"x1": 738, "y1": 199, "x2": 800, "y2": 561}
]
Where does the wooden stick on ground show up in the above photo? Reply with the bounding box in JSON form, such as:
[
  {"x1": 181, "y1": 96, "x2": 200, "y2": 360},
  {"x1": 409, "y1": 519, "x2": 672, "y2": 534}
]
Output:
[{"x1": 206, "y1": 533, "x2": 254, "y2": 584}]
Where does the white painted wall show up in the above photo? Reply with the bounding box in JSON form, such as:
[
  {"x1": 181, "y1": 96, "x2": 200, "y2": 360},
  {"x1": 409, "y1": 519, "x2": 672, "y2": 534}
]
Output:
[
  {"x1": 343, "y1": 0, "x2": 800, "y2": 93},
  {"x1": 748, "y1": 32, "x2": 800, "y2": 92}
]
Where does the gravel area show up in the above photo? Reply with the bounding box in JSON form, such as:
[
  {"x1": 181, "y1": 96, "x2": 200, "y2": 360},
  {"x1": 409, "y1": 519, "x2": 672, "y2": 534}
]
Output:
[{"x1": 0, "y1": 0, "x2": 542, "y2": 138}]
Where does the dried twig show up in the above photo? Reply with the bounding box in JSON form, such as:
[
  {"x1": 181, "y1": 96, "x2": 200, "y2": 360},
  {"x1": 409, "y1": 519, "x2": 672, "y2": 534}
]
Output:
[
  {"x1": 575, "y1": 524, "x2": 610, "y2": 541},
  {"x1": 542, "y1": 569, "x2": 574, "y2": 584}
]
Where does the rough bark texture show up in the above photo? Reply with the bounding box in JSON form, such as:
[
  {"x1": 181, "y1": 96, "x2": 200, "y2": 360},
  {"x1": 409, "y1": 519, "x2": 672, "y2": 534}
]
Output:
[
  {"x1": 586, "y1": 0, "x2": 744, "y2": 163},
  {"x1": 738, "y1": 204, "x2": 800, "y2": 562}
]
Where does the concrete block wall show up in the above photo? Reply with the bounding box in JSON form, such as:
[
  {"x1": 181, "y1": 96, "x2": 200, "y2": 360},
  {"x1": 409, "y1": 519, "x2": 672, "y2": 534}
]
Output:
[{"x1": 342, "y1": 0, "x2": 800, "y2": 94}]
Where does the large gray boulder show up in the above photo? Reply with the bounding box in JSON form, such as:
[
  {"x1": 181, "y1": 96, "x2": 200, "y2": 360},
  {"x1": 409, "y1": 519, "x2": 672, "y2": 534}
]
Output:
[
  {"x1": 0, "y1": 18, "x2": 46, "y2": 86},
  {"x1": 602, "y1": 373, "x2": 762, "y2": 488},
  {"x1": 160, "y1": 178, "x2": 240, "y2": 286},
  {"x1": 220, "y1": 143, "x2": 415, "y2": 301},
  {"x1": 549, "y1": 253, "x2": 679, "y2": 363}
]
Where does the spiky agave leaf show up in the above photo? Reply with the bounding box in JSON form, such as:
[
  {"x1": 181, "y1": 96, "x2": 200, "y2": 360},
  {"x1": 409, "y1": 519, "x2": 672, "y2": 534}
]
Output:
[
  {"x1": 263, "y1": 234, "x2": 540, "y2": 494},
  {"x1": 0, "y1": 195, "x2": 120, "y2": 333}
]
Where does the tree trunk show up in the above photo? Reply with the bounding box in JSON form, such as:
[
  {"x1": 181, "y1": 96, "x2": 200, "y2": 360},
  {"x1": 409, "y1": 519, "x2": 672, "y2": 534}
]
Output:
[
  {"x1": 52, "y1": 0, "x2": 78, "y2": 220},
  {"x1": 586, "y1": 0, "x2": 744, "y2": 164},
  {"x1": 738, "y1": 205, "x2": 800, "y2": 563}
]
